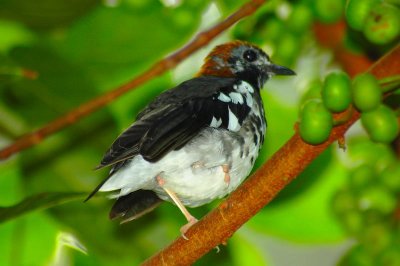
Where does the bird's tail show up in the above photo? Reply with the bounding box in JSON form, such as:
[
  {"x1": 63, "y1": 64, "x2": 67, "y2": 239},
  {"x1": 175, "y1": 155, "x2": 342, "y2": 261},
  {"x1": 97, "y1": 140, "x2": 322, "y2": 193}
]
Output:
[{"x1": 109, "y1": 190, "x2": 162, "y2": 223}]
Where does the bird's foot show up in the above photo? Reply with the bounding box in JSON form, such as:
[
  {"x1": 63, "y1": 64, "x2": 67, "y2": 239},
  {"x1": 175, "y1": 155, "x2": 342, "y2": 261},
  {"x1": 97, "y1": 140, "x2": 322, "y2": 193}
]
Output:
[
  {"x1": 180, "y1": 215, "x2": 198, "y2": 240},
  {"x1": 222, "y1": 164, "x2": 230, "y2": 185},
  {"x1": 156, "y1": 175, "x2": 198, "y2": 239}
]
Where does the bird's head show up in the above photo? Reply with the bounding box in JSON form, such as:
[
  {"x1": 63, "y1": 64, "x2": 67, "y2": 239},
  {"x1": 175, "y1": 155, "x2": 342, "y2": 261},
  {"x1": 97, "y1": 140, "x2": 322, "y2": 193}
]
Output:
[{"x1": 198, "y1": 40, "x2": 295, "y2": 89}]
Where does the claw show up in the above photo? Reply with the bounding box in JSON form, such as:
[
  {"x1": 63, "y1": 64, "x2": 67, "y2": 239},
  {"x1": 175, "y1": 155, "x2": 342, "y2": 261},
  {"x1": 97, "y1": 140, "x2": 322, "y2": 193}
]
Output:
[{"x1": 180, "y1": 216, "x2": 198, "y2": 240}]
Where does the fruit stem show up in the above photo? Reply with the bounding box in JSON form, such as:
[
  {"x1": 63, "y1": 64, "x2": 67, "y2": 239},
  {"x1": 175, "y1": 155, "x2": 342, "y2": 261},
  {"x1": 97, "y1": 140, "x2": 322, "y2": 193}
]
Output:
[
  {"x1": 333, "y1": 107, "x2": 355, "y2": 126},
  {"x1": 379, "y1": 75, "x2": 400, "y2": 93}
]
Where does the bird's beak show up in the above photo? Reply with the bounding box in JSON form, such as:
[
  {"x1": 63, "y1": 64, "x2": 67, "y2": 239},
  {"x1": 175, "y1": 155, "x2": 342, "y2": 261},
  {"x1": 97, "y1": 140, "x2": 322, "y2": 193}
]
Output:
[{"x1": 267, "y1": 64, "x2": 296, "y2": 76}]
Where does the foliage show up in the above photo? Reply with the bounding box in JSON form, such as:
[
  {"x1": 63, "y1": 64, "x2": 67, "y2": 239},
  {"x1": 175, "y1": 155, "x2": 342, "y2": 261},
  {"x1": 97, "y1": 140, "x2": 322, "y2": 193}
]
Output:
[{"x1": 0, "y1": 0, "x2": 399, "y2": 265}]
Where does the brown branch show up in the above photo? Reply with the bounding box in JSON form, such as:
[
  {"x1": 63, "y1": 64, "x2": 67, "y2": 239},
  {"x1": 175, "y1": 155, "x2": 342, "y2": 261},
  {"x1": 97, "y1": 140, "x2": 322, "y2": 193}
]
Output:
[
  {"x1": 313, "y1": 20, "x2": 373, "y2": 77},
  {"x1": 0, "y1": 0, "x2": 266, "y2": 160},
  {"x1": 141, "y1": 45, "x2": 400, "y2": 266}
]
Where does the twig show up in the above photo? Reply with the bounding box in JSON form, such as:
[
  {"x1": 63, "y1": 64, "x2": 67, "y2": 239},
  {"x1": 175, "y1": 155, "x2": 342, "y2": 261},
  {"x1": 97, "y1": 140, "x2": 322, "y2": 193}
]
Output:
[
  {"x1": 141, "y1": 45, "x2": 400, "y2": 266},
  {"x1": 313, "y1": 20, "x2": 373, "y2": 77},
  {"x1": 0, "y1": 0, "x2": 266, "y2": 160}
]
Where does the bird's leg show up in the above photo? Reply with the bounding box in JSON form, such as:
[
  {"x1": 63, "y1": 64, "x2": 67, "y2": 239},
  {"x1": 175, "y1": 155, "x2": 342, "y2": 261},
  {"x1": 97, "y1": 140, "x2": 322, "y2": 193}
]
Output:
[
  {"x1": 222, "y1": 164, "x2": 230, "y2": 185},
  {"x1": 156, "y1": 176, "x2": 198, "y2": 239}
]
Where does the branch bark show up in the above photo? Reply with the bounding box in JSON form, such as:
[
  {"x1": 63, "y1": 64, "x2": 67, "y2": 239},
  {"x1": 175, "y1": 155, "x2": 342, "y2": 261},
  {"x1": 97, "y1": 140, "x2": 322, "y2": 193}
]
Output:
[
  {"x1": 313, "y1": 20, "x2": 373, "y2": 77},
  {"x1": 141, "y1": 45, "x2": 400, "y2": 266},
  {"x1": 0, "y1": 0, "x2": 266, "y2": 160}
]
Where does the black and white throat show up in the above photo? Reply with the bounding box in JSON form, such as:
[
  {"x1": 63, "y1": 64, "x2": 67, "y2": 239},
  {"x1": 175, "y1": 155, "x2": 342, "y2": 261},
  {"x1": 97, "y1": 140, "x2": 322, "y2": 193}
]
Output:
[{"x1": 209, "y1": 78, "x2": 266, "y2": 135}]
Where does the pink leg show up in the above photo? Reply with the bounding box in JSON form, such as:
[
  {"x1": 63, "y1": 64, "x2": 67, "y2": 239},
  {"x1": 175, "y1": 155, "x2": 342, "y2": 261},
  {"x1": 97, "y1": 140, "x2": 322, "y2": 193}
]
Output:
[{"x1": 156, "y1": 176, "x2": 198, "y2": 239}]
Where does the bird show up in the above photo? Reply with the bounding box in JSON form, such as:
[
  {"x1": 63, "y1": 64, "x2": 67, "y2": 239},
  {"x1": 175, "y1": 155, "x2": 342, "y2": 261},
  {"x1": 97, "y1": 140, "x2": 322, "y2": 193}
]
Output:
[{"x1": 86, "y1": 40, "x2": 295, "y2": 236}]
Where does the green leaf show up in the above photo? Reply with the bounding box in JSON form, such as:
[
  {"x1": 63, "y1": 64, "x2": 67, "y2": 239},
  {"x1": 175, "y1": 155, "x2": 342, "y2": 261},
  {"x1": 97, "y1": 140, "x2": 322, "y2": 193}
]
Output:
[
  {"x1": 0, "y1": 192, "x2": 85, "y2": 223},
  {"x1": 0, "y1": 0, "x2": 100, "y2": 30},
  {"x1": 0, "y1": 20, "x2": 34, "y2": 52},
  {"x1": 0, "y1": 213, "x2": 59, "y2": 266},
  {"x1": 249, "y1": 149, "x2": 348, "y2": 243},
  {"x1": 273, "y1": 147, "x2": 333, "y2": 203},
  {"x1": 6, "y1": 45, "x2": 101, "y2": 125},
  {"x1": 230, "y1": 232, "x2": 270, "y2": 266},
  {"x1": 54, "y1": 2, "x2": 207, "y2": 88}
]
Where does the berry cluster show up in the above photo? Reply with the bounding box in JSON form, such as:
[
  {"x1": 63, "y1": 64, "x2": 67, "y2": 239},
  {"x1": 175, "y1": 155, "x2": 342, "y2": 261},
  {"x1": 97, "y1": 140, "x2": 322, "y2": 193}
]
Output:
[
  {"x1": 345, "y1": 0, "x2": 400, "y2": 45},
  {"x1": 233, "y1": 1, "x2": 315, "y2": 66},
  {"x1": 332, "y1": 146, "x2": 400, "y2": 265},
  {"x1": 299, "y1": 72, "x2": 399, "y2": 145},
  {"x1": 234, "y1": 0, "x2": 399, "y2": 68}
]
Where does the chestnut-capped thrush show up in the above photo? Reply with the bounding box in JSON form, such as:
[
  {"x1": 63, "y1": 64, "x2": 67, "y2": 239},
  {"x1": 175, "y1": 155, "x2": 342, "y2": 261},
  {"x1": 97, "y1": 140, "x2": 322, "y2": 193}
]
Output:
[{"x1": 86, "y1": 41, "x2": 295, "y2": 236}]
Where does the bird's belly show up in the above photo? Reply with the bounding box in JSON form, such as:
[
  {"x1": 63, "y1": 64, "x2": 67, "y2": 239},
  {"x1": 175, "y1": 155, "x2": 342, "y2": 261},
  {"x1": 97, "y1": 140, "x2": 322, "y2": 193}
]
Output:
[
  {"x1": 100, "y1": 127, "x2": 261, "y2": 207},
  {"x1": 154, "y1": 152, "x2": 254, "y2": 207},
  {"x1": 152, "y1": 129, "x2": 259, "y2": 207}
]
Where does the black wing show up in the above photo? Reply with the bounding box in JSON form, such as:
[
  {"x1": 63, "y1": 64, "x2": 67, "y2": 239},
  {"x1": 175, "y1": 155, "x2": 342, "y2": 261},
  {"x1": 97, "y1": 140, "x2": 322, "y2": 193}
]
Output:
[{"x1": 98, "y1": 76, "x2": 252, "y2": 168}]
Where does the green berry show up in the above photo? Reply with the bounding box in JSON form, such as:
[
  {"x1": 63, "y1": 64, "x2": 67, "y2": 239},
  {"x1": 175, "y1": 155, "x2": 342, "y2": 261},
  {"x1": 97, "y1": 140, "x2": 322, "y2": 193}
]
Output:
[
  {"x1": 361, "y1": 104, "x2": 400, "y2": 143},
  {"x1": 362, "y1": 224, "x2": 392, "y2": 254},
  {"x1": 364, "y1": 4, "x2": 400, "y2": 45},
  {"x1": 345, "y1": 0, "x2": 379, "y2": 31},
  {"x1": 378, "y1": 246, "x2": 400, "y2": 266},
  {"x1": 322, "y1": 72, "x2": 352, "y2": 112},
  {"x1": 262, "y1": 18, "x2": 285, "y2": 42},
  {"x1": 273, "y1": 33, "x2": 298, "y2": 66},
  {"x1": 358, "y1": 185, "x2": 397, "y2": 214},
  {"x1": 299, "y1": 99, "x2": 333, "y2": 145},
  {"x1": 342, "y1": 211, "x2": 364, "y2": 234},
  {"x1": 352, "y1": 73, "x2": 382, "y2": 112},
  {"x1": 301, "y1": 79, "x2": 323, "y2": 105},
  {"x1": 339, "y1": 244, "x2": 374, "y2": 266},
  {"x1": 381, "y1": 162, "x2": 400, "y2": 192},
  {"x1": 300, "y1": 79, "x2": 322, "y2": 106},
  {"x1": 287, "y1": 4, "x2": 313, "y2": 33},
  {"x1": 332, "y1": 188, "x2": 357, "y2": 213},
  {"x1": 363, "y1": 209, "x2": 382, "y2": 226},
  {"x1": 314, "y1": 0, "x2": 345, "y2": 24},
  {"x1": 350, "y1": 165, "x2": 376, "y2": 189},
  {"x1": 348, "y1": 139, "x2": 396, "y2": 168}
]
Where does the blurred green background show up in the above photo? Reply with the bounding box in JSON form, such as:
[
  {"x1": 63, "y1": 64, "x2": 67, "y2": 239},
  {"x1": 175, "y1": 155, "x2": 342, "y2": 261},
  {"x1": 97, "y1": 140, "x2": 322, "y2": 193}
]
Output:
[{"x1": 0, "y1": 0, "x2": 399, "y2": 265}]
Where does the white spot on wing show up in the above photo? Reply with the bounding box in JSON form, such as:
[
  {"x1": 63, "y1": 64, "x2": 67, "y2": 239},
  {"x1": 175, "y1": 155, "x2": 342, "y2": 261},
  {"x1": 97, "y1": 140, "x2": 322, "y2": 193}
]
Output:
[
  {"x1": 235, "y1": 81, "x2": 254, "y2": 94},
  {"x1": 229, "y1": 92, "x2": 244, "y2": 104},
  {"x1": 210, "y1": 116, "x2": 222, "y2": 128},
  {"x1": 233, "y1": 81, "x2": 255, "y2": 108},
  {"x1": 243, "y1": 81, "x2": 254, "y2": 93},
  {"x1": 245, "y1": 93, "x2": 253, "y2": 107},
  {"x1": 228, "y1": 107, "x2": 240, "y2": 131},
  {"x1": 218, "y1": 93, "x2": 231, "y2": 102}
]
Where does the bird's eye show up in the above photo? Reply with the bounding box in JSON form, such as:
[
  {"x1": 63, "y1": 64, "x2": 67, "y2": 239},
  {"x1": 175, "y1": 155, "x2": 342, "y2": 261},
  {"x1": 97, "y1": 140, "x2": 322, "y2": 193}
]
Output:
[{"x1": 243, "y1": 50, "x2": 257, "y2": 62}]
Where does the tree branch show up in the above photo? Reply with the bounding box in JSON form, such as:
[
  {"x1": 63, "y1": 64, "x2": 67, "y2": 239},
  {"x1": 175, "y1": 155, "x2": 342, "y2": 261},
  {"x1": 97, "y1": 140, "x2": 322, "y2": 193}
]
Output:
[
  {"x1": 0, "y1": 0, "x2": 266, "y2": 160},
  {"x1": 313, "y1": 20, "x2": 373, "y2": 77},
  {"x1": 141, "y1": 45, "x2": 400, "y2": 266}
]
